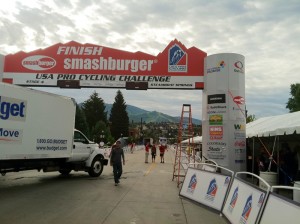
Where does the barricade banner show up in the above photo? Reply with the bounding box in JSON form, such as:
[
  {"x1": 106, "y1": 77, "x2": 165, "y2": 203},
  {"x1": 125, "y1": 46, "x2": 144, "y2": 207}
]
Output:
[
  {"x1": 179, "y1": 165, "x2": 233, "y2": 212},
  {"x1": 222, "y1": 172, "x2": 268, "y2": 224},
  {"x1": 258, "y1": 186, "x2": 300, "y2": 224}
]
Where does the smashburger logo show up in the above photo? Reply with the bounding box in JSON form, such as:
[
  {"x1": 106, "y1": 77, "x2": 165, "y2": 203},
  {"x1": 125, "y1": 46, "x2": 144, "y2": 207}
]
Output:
[
  {"x1": 22, "y1": 55, "x2": 56, "y2": 71},
  {"x1": 233, "y1": 96, "x2": 245, "y2": 105}
]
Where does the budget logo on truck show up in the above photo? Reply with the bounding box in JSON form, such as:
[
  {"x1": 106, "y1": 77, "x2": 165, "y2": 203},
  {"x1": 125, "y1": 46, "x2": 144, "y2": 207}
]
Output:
[
  {"x1": 0, "y1": 96, "x2": 27, "y2": 121},
  {"x1": 0, "y1": 128, "x2": 23, "y2": 144}
]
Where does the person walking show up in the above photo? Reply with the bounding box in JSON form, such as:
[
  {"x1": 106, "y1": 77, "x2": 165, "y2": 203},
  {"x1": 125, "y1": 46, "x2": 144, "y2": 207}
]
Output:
[
  {"x1": 151, "y1": 143, "x2": 157, "y2": 163},
  {"x1": 145, "y1": 142, "x2": 150, "y2": 163},
  {"x1": 110, "y1": 140, "x2": 125, "y2": 186},
  {"x1": 130, "y1": 142, "x2": 135, "y2": 153},
  {"x1": 159, "y1": 144, "x2": 167, "y2": 163}
]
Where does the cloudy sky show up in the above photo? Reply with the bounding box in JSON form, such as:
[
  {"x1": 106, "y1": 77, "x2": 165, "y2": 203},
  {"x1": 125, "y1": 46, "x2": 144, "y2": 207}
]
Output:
[{"x1": 0, "y1": 0, "x2": 299, "y2": 120}]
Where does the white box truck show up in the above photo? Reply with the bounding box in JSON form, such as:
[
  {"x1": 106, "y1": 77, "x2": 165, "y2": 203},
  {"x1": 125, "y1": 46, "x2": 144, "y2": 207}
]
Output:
[{"x1": 0, "y1": 82, "x2": 108, "y2": 177}]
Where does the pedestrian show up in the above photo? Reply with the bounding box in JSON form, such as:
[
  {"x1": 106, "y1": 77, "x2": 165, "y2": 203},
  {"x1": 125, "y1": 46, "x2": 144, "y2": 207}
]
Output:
[
  {"x1": 145, "y1": 142, "x2": 150, "y2": 163},
  {"x1": 110, "y1": 140, "x2": 125, "y2": 186},
  {"x1": 282, "y1": 143, "x2": 295, "y2": 185},
  {"x1": 151, "y1": 143, "x2": 157, "y2": 163},
  {"x1": 258, "y1": 146, "x2": 268, "y2": 172},
  {"x1": 130, "y1": 142, "x2": 135, "y2": 153},
  {"x1": 159, "y1": 144, "x2": 167, "y2": 163}
]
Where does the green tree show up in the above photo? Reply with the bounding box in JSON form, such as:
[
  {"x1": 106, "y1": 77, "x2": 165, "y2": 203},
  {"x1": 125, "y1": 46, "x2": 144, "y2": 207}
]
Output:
[
  {"x1": 286, "y1": 83, "x2": 300, "y2": 112},
  {"x1": 109, "y1": 90, "x2": 129, "y2": 140},
  {"x1": 91, "y1": 120, "x2": 108, "y2": 143},
  {"x1": 106, "y1": 135, "x2": 115, "y2": 146},
  {"x1": 75, "y1": 103, "x2": 89, "y2": 135},
  {"x1": 246, "y1": 114, "x2": 256, "y2": 123},
  {"x1": 82, "y1": 91, "x2": 107, "y2": 139}
]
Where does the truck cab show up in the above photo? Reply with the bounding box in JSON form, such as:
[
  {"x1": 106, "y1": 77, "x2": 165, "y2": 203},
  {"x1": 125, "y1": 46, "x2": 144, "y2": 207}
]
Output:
[{"x1": 59, "y1": 129, "x2": 108, "y2": 177}]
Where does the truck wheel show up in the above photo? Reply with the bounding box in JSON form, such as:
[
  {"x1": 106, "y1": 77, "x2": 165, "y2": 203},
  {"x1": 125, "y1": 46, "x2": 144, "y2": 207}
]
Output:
[
  {"x1": 59, "y1": 168, "x2": 71, "y2": 176},
  {"x1": 88, "y1": 157, "x2": 103, "y2": 177}
]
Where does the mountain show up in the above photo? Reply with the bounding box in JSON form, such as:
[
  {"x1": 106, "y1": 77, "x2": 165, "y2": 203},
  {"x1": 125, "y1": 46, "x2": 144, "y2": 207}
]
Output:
[{"x1": 105, "y1": 104, "x2": 201, "y2": 125}]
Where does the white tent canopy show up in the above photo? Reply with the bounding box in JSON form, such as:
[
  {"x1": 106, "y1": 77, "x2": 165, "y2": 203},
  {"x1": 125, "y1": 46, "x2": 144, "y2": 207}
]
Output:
[
  {"x1": 246, "y1": 111, "x2": 300, "y2": 138},
  {"x1": 181, "y1": 136, "x2": 202, "y2": 144}
]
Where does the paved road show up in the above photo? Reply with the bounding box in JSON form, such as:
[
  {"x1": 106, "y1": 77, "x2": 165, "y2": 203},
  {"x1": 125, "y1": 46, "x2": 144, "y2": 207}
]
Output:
[{"x1": 0, "y1": 146, "x2": 227, "y2": 224}]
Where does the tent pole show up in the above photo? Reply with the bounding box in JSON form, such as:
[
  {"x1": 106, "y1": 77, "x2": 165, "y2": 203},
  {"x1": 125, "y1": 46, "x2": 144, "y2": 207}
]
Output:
[{"x1": 268, "y1": 136, "x2": 277, "y2": 171}]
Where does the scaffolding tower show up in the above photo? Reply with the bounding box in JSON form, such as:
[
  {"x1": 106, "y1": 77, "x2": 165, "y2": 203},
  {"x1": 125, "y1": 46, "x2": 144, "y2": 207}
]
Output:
[{"x1": 172, "y1": 104, "x2": 195, "y2": 187}]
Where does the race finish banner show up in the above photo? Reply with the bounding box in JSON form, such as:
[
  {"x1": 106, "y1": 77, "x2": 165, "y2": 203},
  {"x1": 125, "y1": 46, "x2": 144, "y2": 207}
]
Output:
[{"x1": 1, "y1": 39, "x2": 207, "y2": 89}]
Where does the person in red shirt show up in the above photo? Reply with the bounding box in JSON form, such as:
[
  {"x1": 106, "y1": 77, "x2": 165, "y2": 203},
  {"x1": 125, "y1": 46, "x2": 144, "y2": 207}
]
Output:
[
  {"x1": 159, "y1": 144, "x2": 167, "y2": 163},
  {"x1": 145, "y1": 143, "x2": 150, "y2": 163}
]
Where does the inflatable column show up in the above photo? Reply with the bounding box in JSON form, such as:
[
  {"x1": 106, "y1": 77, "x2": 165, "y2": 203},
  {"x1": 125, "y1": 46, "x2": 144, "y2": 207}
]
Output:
[{"x1": 202, "y1": 53, "x2": 246, "y2": 172}]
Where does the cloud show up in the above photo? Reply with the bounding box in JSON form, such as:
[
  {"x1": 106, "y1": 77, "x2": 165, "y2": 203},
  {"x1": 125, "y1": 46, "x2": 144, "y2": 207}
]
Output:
[{"x1": 0, "y1": 0, "x2": 299, "y2": 120}]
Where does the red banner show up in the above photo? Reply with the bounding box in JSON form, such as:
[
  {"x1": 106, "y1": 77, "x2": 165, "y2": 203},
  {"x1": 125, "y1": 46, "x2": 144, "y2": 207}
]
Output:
[{"x1": 2, "y1": 39, "x2": 207, "y2": 89}]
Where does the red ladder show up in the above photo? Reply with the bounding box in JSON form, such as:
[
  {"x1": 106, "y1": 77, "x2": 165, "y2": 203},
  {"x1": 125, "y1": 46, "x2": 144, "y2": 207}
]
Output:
[{"x1": 172, "y1": 104, "x2": 195, "y2": 187}]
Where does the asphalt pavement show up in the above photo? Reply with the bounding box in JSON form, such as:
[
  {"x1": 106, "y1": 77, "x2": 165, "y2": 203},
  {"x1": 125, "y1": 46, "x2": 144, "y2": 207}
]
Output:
[
  {"x1": 98, "y1": 145, "x2": 227, "y2": 224},
  {"x1": 0, "y1": 145, "x2": 228, "y2": 224}
]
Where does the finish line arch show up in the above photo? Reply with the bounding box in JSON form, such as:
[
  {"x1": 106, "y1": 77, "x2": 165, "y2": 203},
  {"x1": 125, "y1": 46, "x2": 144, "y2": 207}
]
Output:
[{"x1": 0, "y1": 40, "x2": 245, "y2": 172}]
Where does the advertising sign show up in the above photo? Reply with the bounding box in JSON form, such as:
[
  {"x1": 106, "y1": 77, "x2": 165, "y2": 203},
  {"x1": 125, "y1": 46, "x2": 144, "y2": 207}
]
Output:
[
  {"x1": 222, "y1": 178, "x2": 266, "y2": 224},
  {"x1": 202, "y1": 53, "x2": 246, "y2": 172},
  {"x1": 2, "y1": 40, "x2": 207, "y2": 89},
  {"x1": 179, "y1": 167, "x2": 232, "y2": 211},
  {"x1": 259, "y1": 191, "x2": 300, "y2": 224}
]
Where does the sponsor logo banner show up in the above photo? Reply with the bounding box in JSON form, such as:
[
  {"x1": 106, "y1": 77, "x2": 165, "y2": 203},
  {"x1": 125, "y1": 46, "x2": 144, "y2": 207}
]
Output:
[
  {"x1": 234, "y1": 124, "x2": 245, "y2": 131},
  {"x1": 205, "y1": 178, "x2": 218, "y2": 202},
  {"x1": 168, "y1": 44, "x2": 187, "y2": 72},
  {"x1": 209, "y1": 126, "x2": 223, "y2": 140},
  {"x1": 234, "y1": 132, "x2": 246, "y2": 139},
  {"x1": 0, "y1": 128, "x2": 23, "y2": 144},
  {"x1": 187, "y1": 173, "x2": 197, "y2": 194},
  {"x1": 234, "y1": 140, "x2": 246, "y2": 147},
  {"x1": 207, "y1": 60, "x2": 226, "y2": 74},
  {"x1": 22, "y1": 55, "x2": 56, "y2": 70},
  {"x1": 223, "y1": 178, "x2": 266, "y2": 224},
  {"x1": 240, "y1": 194, "x2": 252, "y2": 224},
  {"x1": 233, "y1": 96, "x2": 245, "y2": 105},
  {"x1": 208, "y1": 94, "x2": 226, "y2": 104},
  {"x1": 3, "y1": 39, "x2": 207, "y2": 89},
  {"x1": 228, "y1": 187, "x2": 239, "y2": 213},
  {"x1": 180, "y1": 167, "x2": 232, "y2": 212},
  {"x1": 233, "y1": 61, "x2": 244, "y2": 74},
  {"x1": 207, "y1": 142, "x2": 227, "y2": 147},
  {"x1": 0, "y1": 96, "x2": 27, "y2": 121},
  {"x1": 209, "y1": 114, "x2": 223, "y2": 125}
]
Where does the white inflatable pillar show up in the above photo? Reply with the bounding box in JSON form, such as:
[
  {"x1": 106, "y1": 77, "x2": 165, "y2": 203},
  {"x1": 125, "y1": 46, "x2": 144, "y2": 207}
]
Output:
[{"x1": 202, "y1": 53, "x2": 246, "y2": 172}]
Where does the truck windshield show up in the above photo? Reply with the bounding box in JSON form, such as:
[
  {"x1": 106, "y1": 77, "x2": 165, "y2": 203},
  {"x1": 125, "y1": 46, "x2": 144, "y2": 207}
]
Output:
[{"x1": 74, "y1": 131, "x2": 88, "y2": 143}]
